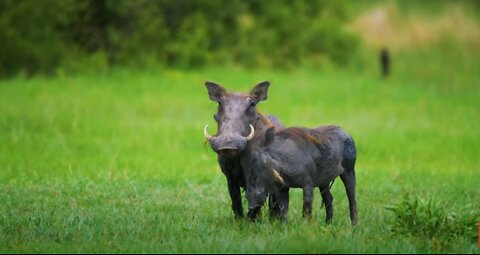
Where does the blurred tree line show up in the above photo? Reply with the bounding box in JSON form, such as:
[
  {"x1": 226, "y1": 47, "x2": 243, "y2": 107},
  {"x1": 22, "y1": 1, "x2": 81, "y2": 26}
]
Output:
[{"x1": 0, "y1": 0, "x2": 359, "y2": 76}]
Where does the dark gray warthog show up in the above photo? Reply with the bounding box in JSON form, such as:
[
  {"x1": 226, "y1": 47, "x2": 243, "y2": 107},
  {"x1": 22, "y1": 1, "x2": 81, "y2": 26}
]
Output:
[
  {"x1": 203, "y1": 81, "x2": 284, "y2": 218},
  {"x1": 242, "y1": 126, "x2": 357, "y2": 225}
]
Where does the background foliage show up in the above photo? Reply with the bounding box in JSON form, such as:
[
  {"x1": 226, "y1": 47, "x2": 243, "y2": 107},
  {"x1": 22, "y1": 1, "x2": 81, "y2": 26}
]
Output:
[{"x1": 0, "y1": 0, "x2": 358, "y2": 76}]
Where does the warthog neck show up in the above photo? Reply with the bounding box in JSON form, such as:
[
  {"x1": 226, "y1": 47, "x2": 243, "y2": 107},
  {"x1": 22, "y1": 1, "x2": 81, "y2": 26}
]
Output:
[{"x1": 254, "y1": 112, "x2": 274, "y2": 131}]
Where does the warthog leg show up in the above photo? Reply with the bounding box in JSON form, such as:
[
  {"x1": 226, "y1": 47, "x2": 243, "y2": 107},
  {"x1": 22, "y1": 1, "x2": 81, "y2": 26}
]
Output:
[
  {"x1": 340, "y1": 167, "x2": 357, "y2": 226},
  {"x1": 276, "y1": 188, "x2": 290, "y2": 223},
  {"x1": 302, "y1": 185, "x2": 313, "y2": 218},
  {"x1": 319, "y1": 186, "x2": 333, "y2": 224}
]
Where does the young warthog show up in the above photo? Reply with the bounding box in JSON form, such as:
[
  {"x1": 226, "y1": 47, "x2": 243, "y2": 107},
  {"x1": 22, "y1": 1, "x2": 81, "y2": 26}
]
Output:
[{"x1": 242, "y1": 126, "x2": 357, "y2": 225}]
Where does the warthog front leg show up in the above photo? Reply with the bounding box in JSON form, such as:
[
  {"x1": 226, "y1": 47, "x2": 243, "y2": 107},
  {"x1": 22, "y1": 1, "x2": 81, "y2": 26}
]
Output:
[
  {"x1": 219, "y1": 157, "x2": 244, "y2": 219},
  {"x1": 226, "y1": 176, "x2": 244, "y2": 219},
  {"x1": 277, "y1": 188, "x2": 290, "y2": 223},
  {"x1": 268, "y1": 193, "x2": 280, "y2": 219}
]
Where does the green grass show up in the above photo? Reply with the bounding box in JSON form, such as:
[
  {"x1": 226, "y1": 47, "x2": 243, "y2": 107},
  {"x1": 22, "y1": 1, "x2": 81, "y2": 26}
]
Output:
[{"x1": 1, "y1": 48, "x2": 480, "y2": 253}]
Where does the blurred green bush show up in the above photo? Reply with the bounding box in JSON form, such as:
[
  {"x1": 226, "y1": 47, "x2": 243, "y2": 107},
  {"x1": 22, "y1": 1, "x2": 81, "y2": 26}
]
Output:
[{"x1": 0, "y1": 0, "x2": 358, "y2": 76}]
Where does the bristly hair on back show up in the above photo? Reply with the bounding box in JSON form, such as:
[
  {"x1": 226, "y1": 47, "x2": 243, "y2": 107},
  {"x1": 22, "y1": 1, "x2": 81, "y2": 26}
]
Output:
[{"x1": 278, "y1": 127, "x2": 329, "y2": 145}]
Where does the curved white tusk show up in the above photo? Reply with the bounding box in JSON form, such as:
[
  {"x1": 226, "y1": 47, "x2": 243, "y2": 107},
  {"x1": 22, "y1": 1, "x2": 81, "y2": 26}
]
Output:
[
  {"x1": 203, "y1": 124, "x2": 213, "y2": 141},
  {"x1": 246, "y1": 124, "x2": 255, "y2": 140},
  {"x1": 272, "y1": 169, "x2": 285, "y2": 185}
]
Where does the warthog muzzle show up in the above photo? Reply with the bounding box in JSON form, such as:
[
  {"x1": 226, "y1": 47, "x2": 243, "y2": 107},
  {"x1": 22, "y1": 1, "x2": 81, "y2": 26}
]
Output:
[{"x1": 204, "y1": 124, "x2": 255, "y2": 157}]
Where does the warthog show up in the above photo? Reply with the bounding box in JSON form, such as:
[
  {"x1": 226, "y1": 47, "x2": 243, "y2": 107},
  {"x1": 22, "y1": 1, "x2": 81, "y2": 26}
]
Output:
[
  {"x1": 203, "y1": 81, "x2": 284, "y2": 218},
  {"x1": 242, "y1": 125, "x2": 357, "y2": 225}
]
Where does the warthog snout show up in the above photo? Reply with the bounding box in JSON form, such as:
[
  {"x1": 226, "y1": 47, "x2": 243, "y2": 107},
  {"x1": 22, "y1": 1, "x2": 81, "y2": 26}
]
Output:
[{"x1": 204, "y1": 124, "x2": 255, "y2": 157}]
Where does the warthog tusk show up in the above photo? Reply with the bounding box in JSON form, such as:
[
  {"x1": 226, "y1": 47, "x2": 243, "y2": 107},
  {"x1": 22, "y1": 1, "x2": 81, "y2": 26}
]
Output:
[
  {"x1": 204, "y1": 124, "x2": 213, "y2": 141},
  {"x1": 246, "y1": 124, "x2": 255, "y2": 140},
  {"x1": 272, "y1": 169, "x2": 285, "y2": 185}
]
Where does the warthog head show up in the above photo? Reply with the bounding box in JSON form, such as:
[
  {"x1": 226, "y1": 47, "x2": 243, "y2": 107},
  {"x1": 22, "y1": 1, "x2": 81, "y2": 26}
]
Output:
[
  {"x1": 243, "y1": 127, "x2": 285, "y2": 218},
  {"x1": 204, "y1": 81, "x2": 270, "y2": 157}
]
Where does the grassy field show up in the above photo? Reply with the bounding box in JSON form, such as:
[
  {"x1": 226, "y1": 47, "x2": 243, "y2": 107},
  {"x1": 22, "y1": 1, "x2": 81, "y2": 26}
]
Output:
[{"x1": 1, "y1": 46, "x2": 480, "y2": 252}]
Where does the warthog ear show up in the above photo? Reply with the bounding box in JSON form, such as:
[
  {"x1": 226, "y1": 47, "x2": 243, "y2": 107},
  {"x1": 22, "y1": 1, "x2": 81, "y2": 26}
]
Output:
[
  {"x1": 264, "y1": 126, "x2": 275, "y2": 146},
  {"x1": 205, "y1": 81, "x2": 226, "y2": 102},
  {"x1": 250, "y1": 81, "x2": 270, "y2": 102}
]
